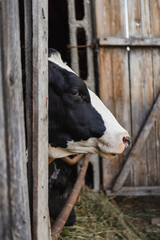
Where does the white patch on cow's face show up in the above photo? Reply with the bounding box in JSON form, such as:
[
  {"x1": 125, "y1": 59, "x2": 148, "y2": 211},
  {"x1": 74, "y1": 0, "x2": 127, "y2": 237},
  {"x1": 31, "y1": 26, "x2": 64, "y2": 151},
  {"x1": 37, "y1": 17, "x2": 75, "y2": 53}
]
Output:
[
  {"x1": 87, "y1": 89, "x2": 130, "y2": 155},
  {"x1": 48, "y1": 52, "x2": 76, "y2": 74}
]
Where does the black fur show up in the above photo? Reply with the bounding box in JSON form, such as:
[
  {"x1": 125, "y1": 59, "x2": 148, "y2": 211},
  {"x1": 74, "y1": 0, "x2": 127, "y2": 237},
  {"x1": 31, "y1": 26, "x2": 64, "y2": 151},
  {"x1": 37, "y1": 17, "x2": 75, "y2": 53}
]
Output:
[{"x1": 49, "y1": 161, "x2": 76, "y2": 226}]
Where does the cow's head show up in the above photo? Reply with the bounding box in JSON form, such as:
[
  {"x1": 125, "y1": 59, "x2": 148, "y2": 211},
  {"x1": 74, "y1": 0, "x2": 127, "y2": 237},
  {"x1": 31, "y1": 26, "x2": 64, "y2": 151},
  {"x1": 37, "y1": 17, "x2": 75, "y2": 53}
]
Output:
[{"x1": 48, "y1": 49, "x2": 130, "y2": 159}]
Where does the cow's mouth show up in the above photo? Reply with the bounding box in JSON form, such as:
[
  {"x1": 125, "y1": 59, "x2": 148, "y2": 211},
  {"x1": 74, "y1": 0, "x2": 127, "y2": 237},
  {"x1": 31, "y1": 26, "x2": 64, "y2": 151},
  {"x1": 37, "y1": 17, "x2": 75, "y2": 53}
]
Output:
[
  {"x1": 99, "y1": 151, "x2": 117, "y2": 158},
  {"x1": 111, "y1": 153, "x2": 117, "y2": 157}
]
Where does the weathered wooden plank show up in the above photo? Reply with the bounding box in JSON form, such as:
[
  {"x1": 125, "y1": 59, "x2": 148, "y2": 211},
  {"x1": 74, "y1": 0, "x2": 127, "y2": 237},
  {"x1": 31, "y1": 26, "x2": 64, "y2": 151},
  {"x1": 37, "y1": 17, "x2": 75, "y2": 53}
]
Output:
[
  {"x1": 0, "y1": 5, "x2": 11, "y2": 238},
  {"x1": 112, "y1": 92, "x2": 160, "y2": 192},
  {"x1": 152, "y1": 48, "x2": 160, "y2": 185},
  {"x1": 150, "y1": 0, "x2": 160, "y2": 37},
  {"x1": 147, "y1": 126, "x2": 158, "y2": 185},
  {"x1": 99, "y1": 37, "x2": 160, "y2": 46},
  {"x1": 153, "y1": 49, "x2": 160, "y2": 98},
  {"x1": 128, "y1": 0, "x2": 154, "y2": 187},
  {"x1": 112, "y1": 48, "x2": 130, "y2": 130},
  {"x1": 141, "y1": 0, "x2": 151, "y2": 37},
  {"x1": 142, "y1": 49, "x2": 155, "y2": 186},
  {"x1": 32, "y1": 0, "x2": 49, "y2": 239},
  {"x1": 107, "y1": 186, "x2": 160, "y2": 196},
  {"x1": 95, "y1": 0, "x2": 126, "y2": 38},
  {"x1": 98, "y1": 48, "x2": 114, "y2": 114},
  {"x1": 1, "y1": 0, "x2": 31, "y2": 239},
  {"x1": 156, "y1": 121, "x2": 160, "y2": 184},
  {"x1": 98, "y1": 47, "x2": 131, "y2": 189},
  {"x1": 109, "y1": 0, "x2": 125, "y2": 37},
  {"x1": 128, "y1": 0, "x2": 142, "y2": 37},
  {"x1": 95, "y1": 0, "x2": 111, "y2": 39},
  {"x1": 98, "y1": 48, "x2": 116, "y2": 189},
  {"x1": 130, "y1": 49, "x2": 146, "y2": 141}
]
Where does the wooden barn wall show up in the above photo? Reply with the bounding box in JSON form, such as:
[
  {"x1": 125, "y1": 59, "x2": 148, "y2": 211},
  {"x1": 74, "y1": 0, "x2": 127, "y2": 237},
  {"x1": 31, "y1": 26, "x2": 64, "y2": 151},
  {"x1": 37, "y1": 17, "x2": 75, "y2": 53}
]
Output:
[{"x1": 95, "y1": 0, "x2": 160, "y2": 189}]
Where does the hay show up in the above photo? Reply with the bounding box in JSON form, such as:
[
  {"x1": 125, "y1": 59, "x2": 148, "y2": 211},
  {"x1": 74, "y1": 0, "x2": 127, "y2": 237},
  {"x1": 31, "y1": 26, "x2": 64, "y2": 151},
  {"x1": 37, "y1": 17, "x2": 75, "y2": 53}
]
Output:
[{"x1": 58, "y1": 187, "x2": 160, "y2": 240}]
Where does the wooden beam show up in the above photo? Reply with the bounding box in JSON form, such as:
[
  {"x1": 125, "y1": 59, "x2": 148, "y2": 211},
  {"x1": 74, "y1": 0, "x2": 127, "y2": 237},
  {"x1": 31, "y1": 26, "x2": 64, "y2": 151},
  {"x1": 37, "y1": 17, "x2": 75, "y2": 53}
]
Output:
[
  {"x1": 1, "y1": 0, "x2": 31, "y2": 239},
  {"x1": 106, "y1": 186, "x2": 160, "y2": 196},
  {"x1": 112, "y1": 92, "x2": 160, "y2": 192},
  {"x1": 32, "y1": 0, "x2": 49, "y2": 239},
  {"x1": 99, "y1": 37, "x2": 160, "y2": 47}
]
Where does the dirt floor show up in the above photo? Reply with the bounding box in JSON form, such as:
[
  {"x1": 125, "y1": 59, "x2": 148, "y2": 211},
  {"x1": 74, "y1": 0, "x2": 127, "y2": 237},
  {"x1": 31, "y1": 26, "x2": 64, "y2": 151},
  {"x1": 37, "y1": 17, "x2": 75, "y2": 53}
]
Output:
[{"x1": 59, "y1": 187, "x2": 160, "y2": 240}]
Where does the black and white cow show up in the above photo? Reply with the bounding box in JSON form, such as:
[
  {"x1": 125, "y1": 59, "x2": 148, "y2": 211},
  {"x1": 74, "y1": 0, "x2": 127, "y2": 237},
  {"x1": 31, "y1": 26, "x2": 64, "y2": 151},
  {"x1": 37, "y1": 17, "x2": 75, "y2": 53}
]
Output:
[{"x1": 48, "y1": 49, "x2": 130, "y2": 159}]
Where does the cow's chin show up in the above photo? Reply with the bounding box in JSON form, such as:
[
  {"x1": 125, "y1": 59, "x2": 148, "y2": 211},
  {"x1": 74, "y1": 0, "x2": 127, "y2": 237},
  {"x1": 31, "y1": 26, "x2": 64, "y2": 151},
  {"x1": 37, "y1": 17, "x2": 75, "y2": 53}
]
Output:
[{"x1": 48, "y1": 143, "x2": 120, "y2": 160}]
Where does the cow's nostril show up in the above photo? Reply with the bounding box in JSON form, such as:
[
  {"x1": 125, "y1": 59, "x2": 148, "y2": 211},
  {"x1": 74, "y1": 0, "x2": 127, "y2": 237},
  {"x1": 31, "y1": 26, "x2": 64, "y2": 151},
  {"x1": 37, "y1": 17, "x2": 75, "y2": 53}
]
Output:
[{"x1": 123, "y1": 136, "x2": 131, "y2": 148}]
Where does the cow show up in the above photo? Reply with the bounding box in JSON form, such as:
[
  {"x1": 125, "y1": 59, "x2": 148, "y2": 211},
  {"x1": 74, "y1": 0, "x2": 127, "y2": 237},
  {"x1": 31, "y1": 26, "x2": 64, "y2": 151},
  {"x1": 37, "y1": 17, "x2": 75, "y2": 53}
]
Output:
[{"x1": 48, "y1": 48, "x2": 131, "y2": 159}]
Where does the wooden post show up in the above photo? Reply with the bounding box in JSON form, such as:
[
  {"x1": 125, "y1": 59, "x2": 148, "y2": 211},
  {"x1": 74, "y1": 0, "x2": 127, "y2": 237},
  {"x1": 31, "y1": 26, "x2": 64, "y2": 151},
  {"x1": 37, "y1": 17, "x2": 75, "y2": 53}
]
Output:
[
  {"x1": 0, "y1": 0, "x2": 31, "y2": 239},
  {"x1": 32, "y1": 0, "x2": 49, "y2": 239},
  {"x1": 0, "y1": 3, "x2": 11, "y2": 239}
]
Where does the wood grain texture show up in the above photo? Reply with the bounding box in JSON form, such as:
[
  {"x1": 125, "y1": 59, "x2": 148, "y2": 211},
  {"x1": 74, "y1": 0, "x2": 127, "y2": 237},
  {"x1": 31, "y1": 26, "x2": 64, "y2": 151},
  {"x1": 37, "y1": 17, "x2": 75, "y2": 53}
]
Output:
[
  {"x1": 150, "y1": 0, "x2": 160, "y2": 37},
  {"x1": 96, "y1": 0, "x2": 160, "y2": 192},
  {"x1": 99, "y1": 37, "x2": 160, "y2": 46},
  {"x1": 98, "y1": 47, "x2": 131, "y2": 189},
  {"x1": 112, "y1": 92, "x2": 160, "y2": 192},
  {"x1": 0, "y1": 8, "x2": 11, "y2": 238},
  {"x1": 129, "y1": 48, "x2": 147, "y2": 186},
  {"x1": 128, "y1": 0, "x2": 142, "y2": 37},
  {"x1": 95, "y1": 0, "x2": 125, "y2": 38},
  {"x1": 32, "y1": 0, "x2": 49, "y2": 239},
  {"x1": 1, "y1": 0, "x2": 31, "y2": 239}
]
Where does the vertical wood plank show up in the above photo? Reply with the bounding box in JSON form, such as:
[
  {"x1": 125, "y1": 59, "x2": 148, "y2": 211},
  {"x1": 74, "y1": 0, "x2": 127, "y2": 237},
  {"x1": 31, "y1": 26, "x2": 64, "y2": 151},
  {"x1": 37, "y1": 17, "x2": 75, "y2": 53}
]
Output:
[
  {"x1": 95, "y1": 0, "x2": 126, "y2": 38},
  {"x1": 98, "y1": 47, "x2": 131, "y2": 189},
  {"x1": 99, "y1": 48, "x2": 115, "y2": 114},
  {"x1": 0, "y1": 4, "x2": 11, "y2": 238},
  {"x1": 1, "y1": 0, "x2": 31, "y2": 239},
  {"x1": 112, "y1": 48, "x2": 130, "y2": 130},
  {"x1": 95, "y1": 0, "x2": 111, "y2": 38},
  {"x1": 96, "y1": 0, "x2": 131, "y2": 189},
  {"x1": 110, "y1": 0, "x2": 125, "y2": 37},
  {"x1": 32, "y1": 0, "x2": 49, "y2": 239},
  {"x1": 128, "y1": 0, "x2": 156, "y2": 186},
  {"x1": 152, "y1": 48, "x2": 160, "y2": 184},
  {"x1": 130, "y1": 48, "x2": 148, "y2": 186},
  {"x1": 141, "y1": 0, "x2": 151, "y2": 37},
  {"x1": 156, "y1": 121, "x2": 160, "y2": 184},
  {"x1": 150, "y1": 0, "x2": 160, "y2": 37},
  {"x1": 98, "y1": 48, "x2": 115, "y2": 189},
  {"x1": 128, "y1": 0, "x2": 142, "y2": 37}
]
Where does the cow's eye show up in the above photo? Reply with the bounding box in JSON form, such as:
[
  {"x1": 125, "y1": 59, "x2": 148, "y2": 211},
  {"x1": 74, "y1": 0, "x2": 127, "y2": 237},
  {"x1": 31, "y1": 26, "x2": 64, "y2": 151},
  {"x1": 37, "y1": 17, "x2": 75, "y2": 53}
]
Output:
[{"x1": 70, "y1": 89, "x2": 80, "y2": 96}]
